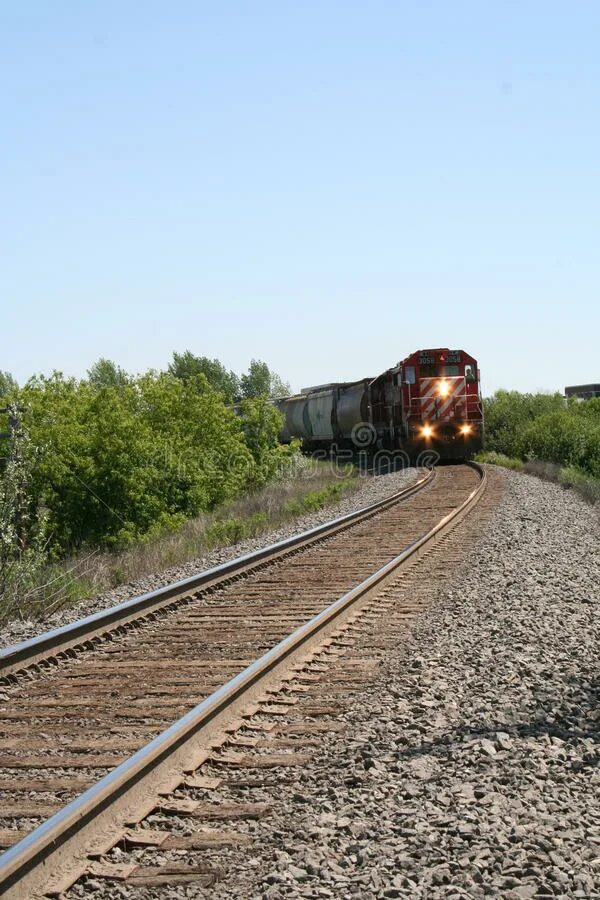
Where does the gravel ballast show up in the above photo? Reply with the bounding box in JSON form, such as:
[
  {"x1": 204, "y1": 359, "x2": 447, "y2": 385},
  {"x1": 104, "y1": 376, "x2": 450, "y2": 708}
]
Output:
[
  {"x1": 0, "y1": 468, "x2": 417, "y2": 648},
  {"x1": 17, "y1": 465, "x2": 600, "y2": 898},
  {"x1": 202, "y1": 467, "x2": 599, "y2": 899}
]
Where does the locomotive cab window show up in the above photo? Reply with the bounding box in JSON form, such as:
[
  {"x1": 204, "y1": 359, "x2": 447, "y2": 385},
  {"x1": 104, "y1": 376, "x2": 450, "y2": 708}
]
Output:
[
  {"x1": 404, "y1": 366, "x2": 416, "y2": 384},
  {"x1": 465, "y1": 364, "x2": 475, "y2": 384},
  {"x1": 419, "y1": 364, "x2": 459, "y2": 377}
]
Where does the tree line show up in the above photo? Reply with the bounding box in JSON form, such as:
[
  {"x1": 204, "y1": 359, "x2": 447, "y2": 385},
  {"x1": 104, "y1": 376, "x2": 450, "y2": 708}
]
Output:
[
  {"x1": 84, "y1": 354, "x2": 291, "y2": 404},
  {"x1": 0, "y1": 353, "x2": 294, "y2": 559}
]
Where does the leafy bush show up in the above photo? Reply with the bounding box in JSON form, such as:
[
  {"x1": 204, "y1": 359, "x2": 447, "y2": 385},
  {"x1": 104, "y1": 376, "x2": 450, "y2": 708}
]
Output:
[
  {"x1": 518, "y1": 411, "x2": 600, "y2": 478},
  {"x1": 480, "y1": 392, "x2": 600, "y2": 505},
  {"x1": 4, "y1": 364, "x2": 293, "y2": 556},
  {"x1": 483, "y1": 390, "x2": 566, "y2": 458},
  {"x1": 484, "y1": 391, "x2": 600, "y2": 480},
  {"x1": 238, "y1": 397, "x2": 292, "y2": 487}
]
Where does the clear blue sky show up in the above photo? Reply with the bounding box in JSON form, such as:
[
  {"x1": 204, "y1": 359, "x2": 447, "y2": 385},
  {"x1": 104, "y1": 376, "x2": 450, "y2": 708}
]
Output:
[{"x1": 1, "y1": 2, "x2": 598, "y2": 395}]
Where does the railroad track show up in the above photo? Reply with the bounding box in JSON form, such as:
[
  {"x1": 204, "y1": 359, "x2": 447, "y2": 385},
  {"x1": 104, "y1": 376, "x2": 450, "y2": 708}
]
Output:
[{"x1": 0, "y1": 463, "x2": 486, "y2": 898}]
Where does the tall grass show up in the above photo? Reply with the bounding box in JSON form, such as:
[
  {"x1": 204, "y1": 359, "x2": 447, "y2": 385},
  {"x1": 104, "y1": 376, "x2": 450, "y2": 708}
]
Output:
[{"x1": 476, "y1": 451, "x2": 600, "y2": 506}]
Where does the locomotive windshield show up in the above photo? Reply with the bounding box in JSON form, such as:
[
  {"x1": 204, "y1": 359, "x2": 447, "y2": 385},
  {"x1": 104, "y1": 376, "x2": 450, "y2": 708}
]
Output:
[{"x1": 419, "y1": 364, "x2": 461, "y2": 377}]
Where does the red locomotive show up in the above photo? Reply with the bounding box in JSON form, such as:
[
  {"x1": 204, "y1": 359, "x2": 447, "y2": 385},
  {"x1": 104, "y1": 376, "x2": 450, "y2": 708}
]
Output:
[{"x1": 276, "y1": 348, "x2": 484, "y2": 461}]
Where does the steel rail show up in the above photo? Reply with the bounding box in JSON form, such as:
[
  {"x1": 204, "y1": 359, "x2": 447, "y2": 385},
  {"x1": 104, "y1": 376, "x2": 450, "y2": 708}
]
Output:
[
  {"x1": 0, "y1": 462, "x2": 485, "y2": 899},
  {"x1": 0, "y1": 468, "x2": 435, "y2": 679}
]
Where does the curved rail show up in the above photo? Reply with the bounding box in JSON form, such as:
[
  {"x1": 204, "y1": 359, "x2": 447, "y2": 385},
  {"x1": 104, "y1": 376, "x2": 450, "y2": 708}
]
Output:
[
  {"x1": 0, "y1": 467, "x2": 435, "y2": 680},
  {"x1": 0, "y1": 462, "x2": 485, "y2": 899}
]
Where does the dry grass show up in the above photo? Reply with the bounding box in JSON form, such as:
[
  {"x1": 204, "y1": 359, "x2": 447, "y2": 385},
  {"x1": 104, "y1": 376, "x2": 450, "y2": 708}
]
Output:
[
  {"x1": 523, "y1": 460, "x2": 600, "y2": 505},
  {"x1": 476, "y1": 452, "x2": 600, "y2": 507}
]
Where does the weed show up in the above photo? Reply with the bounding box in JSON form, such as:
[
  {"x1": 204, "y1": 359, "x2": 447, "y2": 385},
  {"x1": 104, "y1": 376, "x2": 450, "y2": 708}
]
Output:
[
  {"x1": 476, "y1": 451, "x2": 600, "y2": 507},
  {"x1": 475, "y1": 451, "x2": 524, "y2": 470}
]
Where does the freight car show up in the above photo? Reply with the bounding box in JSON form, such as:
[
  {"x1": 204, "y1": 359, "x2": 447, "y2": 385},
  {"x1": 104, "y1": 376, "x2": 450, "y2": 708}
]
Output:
[{"x1": 276, "y1": 348, "x2": 484, "y2": 461}]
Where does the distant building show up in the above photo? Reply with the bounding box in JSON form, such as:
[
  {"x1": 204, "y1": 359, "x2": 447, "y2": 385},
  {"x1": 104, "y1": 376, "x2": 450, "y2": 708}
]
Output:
[{"x1": 565, "y1": 384, "x2": 600, "y2": 400}]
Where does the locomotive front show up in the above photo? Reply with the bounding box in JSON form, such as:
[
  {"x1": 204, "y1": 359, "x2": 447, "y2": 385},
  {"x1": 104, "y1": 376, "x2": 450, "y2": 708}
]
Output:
[{"x1": 399, "y1": 349, "x2": 484, "y2": 460}]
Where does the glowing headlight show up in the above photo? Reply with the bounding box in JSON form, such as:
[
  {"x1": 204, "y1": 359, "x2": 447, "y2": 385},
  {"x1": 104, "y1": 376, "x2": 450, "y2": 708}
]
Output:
[
  {"x1": 460, "y1": 424, "x2": 472, "y2": 435},
  {"x1": 421, "y1": 425, "x2": 434, "y2": 439},
  {"x1": 438, "y1": 380, "x2": 450, "y2": 398}
]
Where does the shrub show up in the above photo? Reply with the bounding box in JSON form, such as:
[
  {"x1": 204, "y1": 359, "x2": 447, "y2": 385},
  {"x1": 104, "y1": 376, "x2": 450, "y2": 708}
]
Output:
[
  {"x1": 478, "y1": 394, "x2": 600, "y2": 507},
  {"x1": 13, "y1": 367, "x2": 295, "y2": 555},
  {"x1": 484, "y1": 391, "x2": 600, "y2": 480},
  {"x1": 483, "y1": 391, "x2": 565, "y2": 458}
]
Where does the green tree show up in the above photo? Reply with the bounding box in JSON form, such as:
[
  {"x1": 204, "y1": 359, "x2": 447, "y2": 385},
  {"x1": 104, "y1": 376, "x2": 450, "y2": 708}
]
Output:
[
  {"x1": 238, "y1": 398, "x2": 288, "y2": 485},
  {"x1": 0, "y1": 371, "x2": 18, "y2": 398},
  {"x1": 270, "y1": 370, "x2": 292, "y2": 399},
  {"x1": 168, "y1": 351, "x2": 239, "y2": 403},
  {"x1": 137, "y1": 371, "x2": 255, "y2": 513},
  {"x1": 87, "y1": 358, "x2": 130, "y2": 388},
  {"x1": 241, "y1": 359, "x2": 290, "y2": 399}
]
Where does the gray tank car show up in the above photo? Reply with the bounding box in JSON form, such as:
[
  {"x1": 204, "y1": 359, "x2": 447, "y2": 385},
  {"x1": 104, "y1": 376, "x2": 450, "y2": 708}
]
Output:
[
  {"x1": 275, "y1": 379, "x2": 372, "y2": 449},
  {"x1": 335, "y1": 380, "x2": 370, "y2": 441},
  {"x1": 277, "y1": 395, "x2": 309, "y2": 443}
]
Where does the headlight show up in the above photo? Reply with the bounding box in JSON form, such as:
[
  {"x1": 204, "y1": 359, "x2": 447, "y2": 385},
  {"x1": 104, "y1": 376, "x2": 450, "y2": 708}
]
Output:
[
  {"x1": 438, "y1": 380, "x2": 450, "y2": 398},
  {"x1": 421, "y1": 425, "x2": 434, "y2": 439},
  {"x1": 460, "y1": 424, "x2": 472, "y2": 435}
]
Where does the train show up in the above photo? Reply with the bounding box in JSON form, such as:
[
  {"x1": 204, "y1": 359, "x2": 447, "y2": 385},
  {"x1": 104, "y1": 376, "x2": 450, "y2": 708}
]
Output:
[{"x1": 275, "y1": 348, "x2": 484, "y2": 461}]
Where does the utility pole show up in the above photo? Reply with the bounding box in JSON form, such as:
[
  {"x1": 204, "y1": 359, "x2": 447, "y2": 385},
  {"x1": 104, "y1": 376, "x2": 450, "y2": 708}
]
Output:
[
  {"x1": 0, "y1": 404, "x2": 22, "y2": 463},
  {"x1": 0, "y1": 404, "x2": 27, "y2": 549}
]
